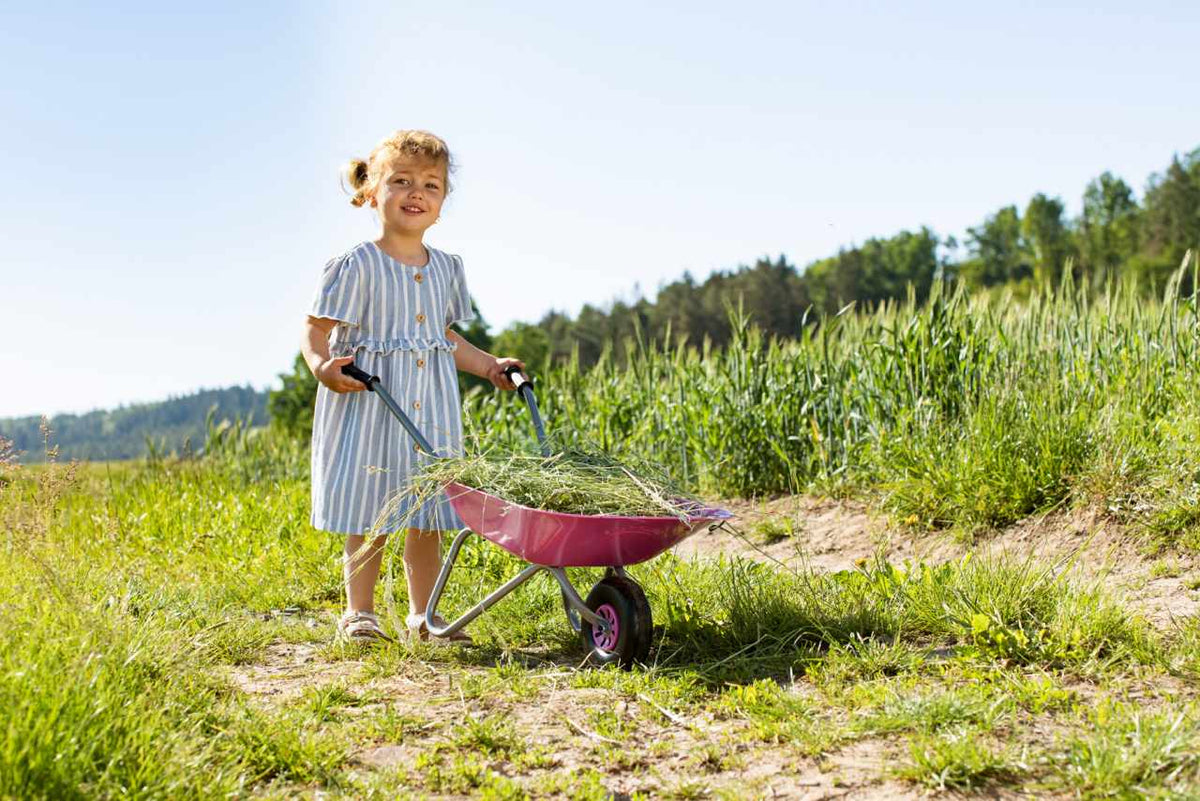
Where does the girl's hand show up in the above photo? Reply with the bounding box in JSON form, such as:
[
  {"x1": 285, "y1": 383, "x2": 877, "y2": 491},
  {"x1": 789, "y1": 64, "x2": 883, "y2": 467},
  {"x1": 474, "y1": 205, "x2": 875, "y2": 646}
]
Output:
[
  {"x1": 486, "y1": 357, "x2": 526, "y2": 391},
  {"x1": 316, "y1": 355, "x2": 368, "y2": 393}
]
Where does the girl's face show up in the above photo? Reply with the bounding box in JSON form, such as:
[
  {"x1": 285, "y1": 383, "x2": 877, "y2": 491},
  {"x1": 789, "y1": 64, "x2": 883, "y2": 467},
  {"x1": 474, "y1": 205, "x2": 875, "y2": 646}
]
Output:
[{"x1": 370, "y1": 155, "x2": 447, "y2": 236}]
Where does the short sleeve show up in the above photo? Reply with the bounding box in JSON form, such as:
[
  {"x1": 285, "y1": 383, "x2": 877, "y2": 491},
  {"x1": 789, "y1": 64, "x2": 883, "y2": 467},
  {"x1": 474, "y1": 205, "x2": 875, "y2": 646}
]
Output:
[
  {"x1": 309, "y1": 253, "x2": 363, "y2": 326},
  {"x1": 445, "y1": 254, "x2": 476, "y2": 328}
]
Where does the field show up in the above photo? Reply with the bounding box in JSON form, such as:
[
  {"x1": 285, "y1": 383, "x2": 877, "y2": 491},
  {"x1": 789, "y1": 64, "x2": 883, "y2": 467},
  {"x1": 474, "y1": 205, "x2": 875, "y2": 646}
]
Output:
[{"x1": 4, "y1": 263, "x2": 1200, "y2": 799}]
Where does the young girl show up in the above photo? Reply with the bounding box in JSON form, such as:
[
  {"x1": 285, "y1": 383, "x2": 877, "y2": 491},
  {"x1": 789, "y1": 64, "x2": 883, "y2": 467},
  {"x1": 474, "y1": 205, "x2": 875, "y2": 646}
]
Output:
[{"x1": 302, "y1": 130, "x2": 524, "y2": 643}]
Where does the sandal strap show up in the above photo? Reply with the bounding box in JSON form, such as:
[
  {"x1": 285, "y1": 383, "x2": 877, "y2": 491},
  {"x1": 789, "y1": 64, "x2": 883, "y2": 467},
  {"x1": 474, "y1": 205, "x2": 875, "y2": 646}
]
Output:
[{"x1": 340, "y1": 611, "x2": 392, "y2": 641}]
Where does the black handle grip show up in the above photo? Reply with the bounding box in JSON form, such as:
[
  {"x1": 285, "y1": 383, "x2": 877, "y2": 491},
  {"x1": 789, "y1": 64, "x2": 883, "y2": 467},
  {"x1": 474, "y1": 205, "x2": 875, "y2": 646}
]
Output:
[
  {"x1": 340, "y1": 363, "x2": 378, "y2": 391},
  {"x1": 503, "y1": 364, "x2": 530, "y2": 390}
]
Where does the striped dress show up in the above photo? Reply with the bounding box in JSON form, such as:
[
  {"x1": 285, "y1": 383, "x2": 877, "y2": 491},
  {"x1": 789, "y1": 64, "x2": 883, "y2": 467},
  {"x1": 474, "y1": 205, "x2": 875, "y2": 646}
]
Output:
[{"x1": 309, "y1": 241, "x2": 475, "y2": 535}]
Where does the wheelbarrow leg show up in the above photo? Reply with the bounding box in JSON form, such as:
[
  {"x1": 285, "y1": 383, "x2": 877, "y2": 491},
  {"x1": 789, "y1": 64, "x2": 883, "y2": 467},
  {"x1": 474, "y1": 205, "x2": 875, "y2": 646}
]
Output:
[
  {"x1": 424, "y1": 528, "x2": 545, "y2": 639},
  {"x1": 547, "y1": 567, "x2": 612, "y2": 635},
  {"x1": 561, "y1": 588, "x2": 582, "y2": 632}
]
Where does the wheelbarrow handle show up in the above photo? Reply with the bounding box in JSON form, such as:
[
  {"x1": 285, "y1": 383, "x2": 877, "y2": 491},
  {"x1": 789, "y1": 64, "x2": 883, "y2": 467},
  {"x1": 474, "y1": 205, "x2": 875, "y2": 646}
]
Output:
[
  {"x1": 503, "y1": 365, "x2": 550, "y2": 457},
  {"x1": 340, "y1": 363, "x2": 378, "y2": 391},
  {"x1": 503, "y1": 364, "x2": 530, "y2": 390},
  {"x1": 340, "y1": 361, "x2": 436, "y2": 455}
]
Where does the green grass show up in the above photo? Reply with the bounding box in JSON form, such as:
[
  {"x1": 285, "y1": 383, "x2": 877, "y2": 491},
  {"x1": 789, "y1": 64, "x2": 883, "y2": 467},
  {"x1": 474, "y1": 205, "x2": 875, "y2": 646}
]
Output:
[
  {"x1": 896, "y1": 726, "x2": 1025, "y2": 791},
  {"x1": 0, "y1": 452, "x2": 1195, "y2": 797},
  {"x1": 1056, "y1": 702, "x2": 1200, "y2": 798},
  {"x1": 5, "y1": 260, "x2": 1200, "y2": 796},
  {"x1": 853, "y1": 687, "x2": 1007, "y2": 737}
]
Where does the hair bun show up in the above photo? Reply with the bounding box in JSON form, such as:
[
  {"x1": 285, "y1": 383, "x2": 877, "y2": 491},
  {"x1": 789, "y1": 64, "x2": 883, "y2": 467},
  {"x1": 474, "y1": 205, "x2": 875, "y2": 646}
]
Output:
[
  {"x1": 344, "y1": 159, "x2": 370, "y2": 206},
  {"x1": 348, "y1": 159, "x2": 369, "y2": 187}
]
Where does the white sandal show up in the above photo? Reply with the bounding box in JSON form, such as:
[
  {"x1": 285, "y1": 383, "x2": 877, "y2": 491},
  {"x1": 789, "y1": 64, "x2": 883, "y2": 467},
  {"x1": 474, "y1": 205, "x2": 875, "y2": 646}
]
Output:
[
  {"x1": 337, "y1": 610, "x2": 394, "y2": 644},
  {"x1": 406, "y1": 612, "x2": 473, "y2": 644}
]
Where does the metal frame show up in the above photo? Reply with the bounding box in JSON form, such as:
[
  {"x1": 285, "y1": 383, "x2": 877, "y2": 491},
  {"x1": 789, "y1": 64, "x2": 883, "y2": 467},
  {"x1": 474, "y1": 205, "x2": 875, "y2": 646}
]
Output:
[
  {"x1": 345, "y1": 363, "x2": 613, "y2": 641},
  {"x1": 424, "y1": 527, "x2": 612, "y2": 639}
]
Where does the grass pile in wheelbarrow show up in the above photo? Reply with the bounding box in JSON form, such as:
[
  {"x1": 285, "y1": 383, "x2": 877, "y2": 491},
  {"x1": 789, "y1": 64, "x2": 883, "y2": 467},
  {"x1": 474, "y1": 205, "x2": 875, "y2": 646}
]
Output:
[
  {"x1": 417, "y1": 446, "x2": 697, "y2": 518},
  {"x1": 344, "y1": 360, "x2": 730, "y2": 666},
  {"x1": 376, "y1": 443, "x2": 731, "y2": 667}
]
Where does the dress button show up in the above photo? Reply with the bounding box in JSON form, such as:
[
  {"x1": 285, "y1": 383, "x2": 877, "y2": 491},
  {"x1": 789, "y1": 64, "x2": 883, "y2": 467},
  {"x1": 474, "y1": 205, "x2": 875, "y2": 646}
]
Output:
[
  {"x1": 413, "y1": 443, "x2": 421, "y2": 452},
  {"x1": 416, "y1": 358, "x2": 426, "y2": 368},
  {"x1": 416, "y1": 313, "x2": 426, "y2": 323},
  {"x1": 414, "y1": 273, "x2": 424, "y2": 282},
  {"x1": 412, "y1": 400, "x2": 421, "y2": 410}
]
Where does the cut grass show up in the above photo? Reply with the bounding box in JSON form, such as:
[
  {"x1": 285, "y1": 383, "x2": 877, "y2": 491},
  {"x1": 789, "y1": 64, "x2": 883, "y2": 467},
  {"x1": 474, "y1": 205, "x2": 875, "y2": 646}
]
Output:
[{"x1": 384, "y1": 445, "x2": 704, "y2": 525}]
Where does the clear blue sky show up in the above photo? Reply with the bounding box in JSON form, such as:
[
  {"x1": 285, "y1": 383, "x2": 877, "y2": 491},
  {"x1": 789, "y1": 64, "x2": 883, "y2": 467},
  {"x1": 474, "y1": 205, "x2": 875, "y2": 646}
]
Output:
[{"x1": 2, "y1": 1, "x2": 1197, "y2": 418}]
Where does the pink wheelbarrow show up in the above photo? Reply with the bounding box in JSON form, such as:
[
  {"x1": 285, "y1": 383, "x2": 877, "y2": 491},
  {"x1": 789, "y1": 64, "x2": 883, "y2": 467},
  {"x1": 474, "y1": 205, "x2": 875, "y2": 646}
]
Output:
[{"x1": 342, "y1": 362, "x2": 731, "y2": 666}]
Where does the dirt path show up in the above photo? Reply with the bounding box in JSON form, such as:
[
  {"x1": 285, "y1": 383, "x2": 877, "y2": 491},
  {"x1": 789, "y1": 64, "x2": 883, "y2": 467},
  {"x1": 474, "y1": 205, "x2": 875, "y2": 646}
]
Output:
[
  {"x1": 230, "y1": 640, "x2": 936, "y2": 800},
  {"x1": 225, "y1": 496, "x2": 1198, "y2": 798}
]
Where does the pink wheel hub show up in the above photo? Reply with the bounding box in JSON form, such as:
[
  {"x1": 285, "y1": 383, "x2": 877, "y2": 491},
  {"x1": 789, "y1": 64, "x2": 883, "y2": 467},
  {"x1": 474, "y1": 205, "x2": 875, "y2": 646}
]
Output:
[{"x1": 593, "y1": 604, "x2": 619, "y2": 651}]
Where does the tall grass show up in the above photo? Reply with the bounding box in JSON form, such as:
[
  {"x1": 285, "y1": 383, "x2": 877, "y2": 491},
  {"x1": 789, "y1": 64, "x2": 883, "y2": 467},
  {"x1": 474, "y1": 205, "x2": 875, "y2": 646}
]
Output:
[
  {"x1": 639, "y1": 552, "x2": 1154, "y2": 673},
  {"x1": 464, "y1": 254, "x2": 1199, "y2": 531}
]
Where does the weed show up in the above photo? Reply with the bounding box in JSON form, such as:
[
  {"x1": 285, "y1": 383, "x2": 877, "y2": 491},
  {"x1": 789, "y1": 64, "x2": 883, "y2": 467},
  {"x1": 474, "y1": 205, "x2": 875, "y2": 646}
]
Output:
[
  {"x1": 662, "y1": 779, "x2": 712, "y2": 799},
  {"x1": 1056, "y1": 702, "x2": 1200, "y2": 797},
  {"x1": 853, "y1": 687, "x2": 1007, "y2": 736},
  {"x1": 1150, "y1": 559, "x2": 1184, "y2": 579},
  {"x1": 348, "y1": 705, "x2": 431, "y2": 743},
  {"x1": 691, "y1": 741, "x2": 745, "y2": 773},
  {"x1": 451, "y1": 713, "x2": 526, "y2": 759},
  {"x1": 808, "y1": 636, "x2": 928, "y2": 685},
  {"x1": 897, "y1": 726, "x2": 1024, "y2": 791},
  {"x1": 714, "y1": 680, "x2": 842, "y2": 754},
  {"x1": 750, "y1": 514, "x2": 804, "y2": 544},
  {"x1": 294, "y1": 681, "x2": 369, "y2": 722},
  {"x1": 223, "y1": 705, "x2": 347, "y2": 785}
]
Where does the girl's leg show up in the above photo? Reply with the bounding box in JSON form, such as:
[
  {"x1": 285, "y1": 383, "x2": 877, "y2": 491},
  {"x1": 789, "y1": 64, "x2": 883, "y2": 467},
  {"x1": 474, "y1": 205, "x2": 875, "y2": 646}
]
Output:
[
  {"x1": 344, "y1": 534, "x2": 388, "y2": 613},
  {"x1": 403, "y1": 528, "x2": 441, "y2": 615}
]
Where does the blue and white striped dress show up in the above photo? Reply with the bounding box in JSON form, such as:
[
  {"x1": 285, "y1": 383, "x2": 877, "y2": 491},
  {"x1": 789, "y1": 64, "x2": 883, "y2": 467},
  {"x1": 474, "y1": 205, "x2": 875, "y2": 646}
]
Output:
[{"x1": 309, "y1": 241, "x2": 475, "y2": 535}]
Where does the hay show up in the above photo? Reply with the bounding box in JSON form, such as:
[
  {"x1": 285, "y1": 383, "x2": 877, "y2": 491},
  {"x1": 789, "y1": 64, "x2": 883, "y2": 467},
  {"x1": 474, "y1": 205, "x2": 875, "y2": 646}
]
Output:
[{"x1": 374, "y1": 445, "x2": 701, "y2": 533}]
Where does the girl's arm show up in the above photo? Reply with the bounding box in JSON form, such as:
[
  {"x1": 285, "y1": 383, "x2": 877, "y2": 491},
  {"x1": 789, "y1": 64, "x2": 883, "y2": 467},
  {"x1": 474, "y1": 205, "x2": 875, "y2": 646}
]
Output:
[
  {"x1": 446, "y1": 328, "x2": 524, "y2": 391},
  {"x1": 302, "y1": 316, "x2": 367, "y2": 393}
]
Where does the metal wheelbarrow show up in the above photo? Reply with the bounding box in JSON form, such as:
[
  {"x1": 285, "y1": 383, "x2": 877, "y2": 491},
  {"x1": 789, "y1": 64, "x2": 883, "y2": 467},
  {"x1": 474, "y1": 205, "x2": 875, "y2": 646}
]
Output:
[{"x1": 341, "y1": 362, "x2": 731, "y2": 666}]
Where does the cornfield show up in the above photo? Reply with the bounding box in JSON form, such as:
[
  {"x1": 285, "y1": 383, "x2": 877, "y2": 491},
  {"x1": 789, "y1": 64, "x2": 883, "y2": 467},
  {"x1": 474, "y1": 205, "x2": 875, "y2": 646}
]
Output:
[{"x1": 464, "y1": 255, "x2": 1200, "y2": 531}]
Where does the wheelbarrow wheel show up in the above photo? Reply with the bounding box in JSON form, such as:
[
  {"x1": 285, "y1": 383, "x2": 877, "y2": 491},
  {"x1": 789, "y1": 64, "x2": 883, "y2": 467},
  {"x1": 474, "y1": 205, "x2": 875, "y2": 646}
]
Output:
[{"x1": 581, "y1": 576, "x2": 652, "y2": 668}]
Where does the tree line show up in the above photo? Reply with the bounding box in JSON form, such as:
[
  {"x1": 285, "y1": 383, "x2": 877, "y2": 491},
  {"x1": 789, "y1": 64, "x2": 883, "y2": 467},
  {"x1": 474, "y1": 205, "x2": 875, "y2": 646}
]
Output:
[
  {"x1": 489, "y1": 146, "x2": 1199, "y2": 368},
  {"x1": 0, "y1": 386, "x2": 267, "y2": 462}
]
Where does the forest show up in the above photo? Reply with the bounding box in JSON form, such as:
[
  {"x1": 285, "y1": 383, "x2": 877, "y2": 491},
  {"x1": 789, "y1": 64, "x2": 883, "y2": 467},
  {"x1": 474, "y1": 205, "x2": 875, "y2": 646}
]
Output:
[
  {"x1": 0, "y1": 386, "x2": 267, "y2": 462},
  {"x1": 488, "y1": 146, "x2": 1199, "y2": 368}
]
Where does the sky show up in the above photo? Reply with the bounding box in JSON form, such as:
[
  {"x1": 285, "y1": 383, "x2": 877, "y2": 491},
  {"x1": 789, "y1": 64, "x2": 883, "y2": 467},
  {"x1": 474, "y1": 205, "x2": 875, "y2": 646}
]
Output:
[{"x1": 2, "y1": 1, "x2": 1198, "y2": 418}]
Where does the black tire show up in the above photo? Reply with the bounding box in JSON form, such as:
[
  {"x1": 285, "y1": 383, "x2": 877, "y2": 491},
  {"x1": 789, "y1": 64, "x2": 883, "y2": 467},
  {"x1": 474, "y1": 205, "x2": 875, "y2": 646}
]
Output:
[{"x1": 580, "y1": 576, "x2": 652, "y2": 668}]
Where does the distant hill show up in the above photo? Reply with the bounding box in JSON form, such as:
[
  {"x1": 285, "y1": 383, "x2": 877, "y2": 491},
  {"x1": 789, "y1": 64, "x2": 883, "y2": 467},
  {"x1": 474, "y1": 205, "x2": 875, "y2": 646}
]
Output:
[{"x1": 0, "y1": 386, "x2": 269, "y2": 463}]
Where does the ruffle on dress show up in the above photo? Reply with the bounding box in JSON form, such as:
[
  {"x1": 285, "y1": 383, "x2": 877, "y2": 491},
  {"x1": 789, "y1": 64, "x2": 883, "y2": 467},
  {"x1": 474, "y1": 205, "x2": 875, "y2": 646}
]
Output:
[{"x1": 330, "y1": 336, "x2": 459, "y2": 356}]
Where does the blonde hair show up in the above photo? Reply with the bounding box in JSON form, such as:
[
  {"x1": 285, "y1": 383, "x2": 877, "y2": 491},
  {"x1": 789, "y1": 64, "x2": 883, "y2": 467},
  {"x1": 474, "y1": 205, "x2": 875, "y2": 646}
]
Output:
[{"x1": 344, "y1": 130, "x2": 455, "y2": 207}]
